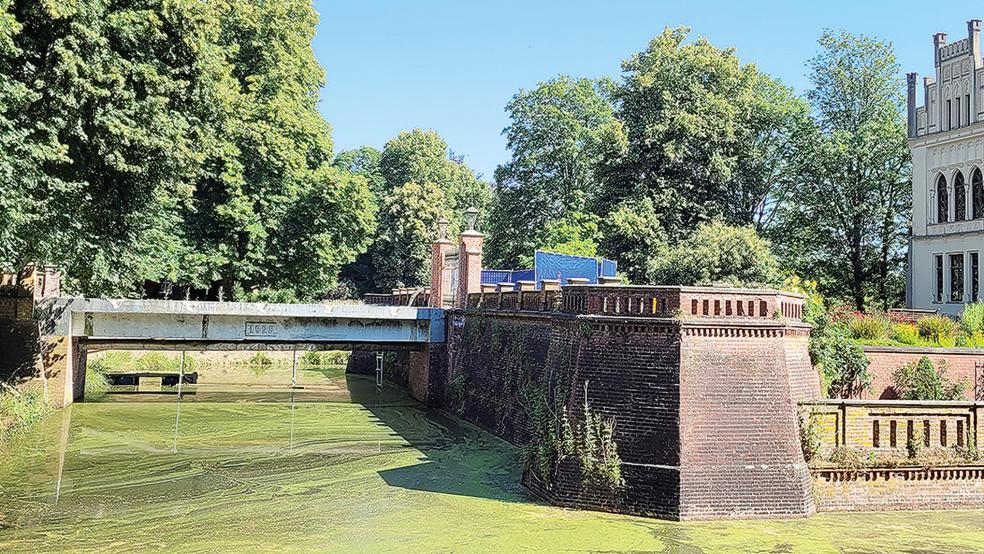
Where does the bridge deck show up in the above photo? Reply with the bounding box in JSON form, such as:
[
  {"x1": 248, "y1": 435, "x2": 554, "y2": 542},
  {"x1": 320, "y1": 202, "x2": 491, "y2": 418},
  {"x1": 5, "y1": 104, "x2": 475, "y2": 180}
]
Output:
[{"x1": 38, "y1": 298, "x2": 445, "y2": 346}]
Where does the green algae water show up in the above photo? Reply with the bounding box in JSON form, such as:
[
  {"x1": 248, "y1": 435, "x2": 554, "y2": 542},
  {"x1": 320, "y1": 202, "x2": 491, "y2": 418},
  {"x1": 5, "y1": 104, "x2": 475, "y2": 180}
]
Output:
[{"x1": 3, "y1": 367, "x2": 984, "y2": 553}]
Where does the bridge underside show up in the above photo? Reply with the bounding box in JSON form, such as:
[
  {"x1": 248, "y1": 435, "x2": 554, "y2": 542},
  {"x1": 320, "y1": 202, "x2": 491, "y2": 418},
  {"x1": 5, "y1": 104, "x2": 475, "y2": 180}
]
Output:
[{"x1": 80, "y1": 339, "x2": 427, "y2": 352}]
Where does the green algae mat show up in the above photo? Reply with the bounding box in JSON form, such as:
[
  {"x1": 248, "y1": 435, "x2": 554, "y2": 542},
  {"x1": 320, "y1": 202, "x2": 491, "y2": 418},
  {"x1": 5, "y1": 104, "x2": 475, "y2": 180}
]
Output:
[{"x1": 2, "y1": 372, "x2": 984, "y2": 553}]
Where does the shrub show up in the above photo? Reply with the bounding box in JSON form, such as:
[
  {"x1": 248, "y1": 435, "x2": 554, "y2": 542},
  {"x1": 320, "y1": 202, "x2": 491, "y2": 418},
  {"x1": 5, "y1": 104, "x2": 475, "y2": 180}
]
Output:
[
  {"x1": 0, "y1": 386, "x2": 50, "y2": 442},
  {"x1": 798, "y1": 408, "x2": 822, "y2": 464},
  {"x1": 85, "y1": 359, "x2": 112, "y2": 399},
  {"x1": 962, "y1": 302, "x2": 984, "y2": 334},
  {"x1": 846, "y1": 314, "x2": 891, "y2": 341},
  {"x1": 917, "y1": 315, "x2": 961, "y2": 347},
  {"x1": 891, "y1": 323, "x2": 920, "y2": 345},
  {"x1": 247, "y1": 352, "x2": 273, "y2": 366},
  {"x1": 300, "y1": 351, "x2": 349, "y2": 366},
  {"x1": 810, "y1": 317, "x2": 871, "y2": 398},
  {"x1": 959, "y1": 331, "x2": 984, "y2": 349},
  {"x1": 892, "y1": 356, "x2": 965, "y2": 401},
  {"x1": 650, "y1": 221, "x2": 782, "y2": 287}
]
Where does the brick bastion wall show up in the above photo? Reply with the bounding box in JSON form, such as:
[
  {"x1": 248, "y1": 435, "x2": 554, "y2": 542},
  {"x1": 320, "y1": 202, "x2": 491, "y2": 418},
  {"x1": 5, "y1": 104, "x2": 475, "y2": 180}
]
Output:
[{"x1": 399, "y1": 284, "x2": 821, "y2": 520}]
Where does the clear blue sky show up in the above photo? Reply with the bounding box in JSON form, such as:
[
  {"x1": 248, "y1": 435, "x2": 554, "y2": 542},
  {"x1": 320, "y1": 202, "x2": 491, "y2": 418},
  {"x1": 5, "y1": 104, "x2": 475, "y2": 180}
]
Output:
[{"x1": 313, "y1": 1, "x2": 979, "y2": 179}]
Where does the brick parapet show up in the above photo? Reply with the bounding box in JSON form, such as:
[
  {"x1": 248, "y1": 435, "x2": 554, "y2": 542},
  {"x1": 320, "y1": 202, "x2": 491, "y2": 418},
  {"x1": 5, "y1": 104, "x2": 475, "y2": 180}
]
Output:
[{"x1": 802, "y1": 399, "x2": 984, "y2": 458}]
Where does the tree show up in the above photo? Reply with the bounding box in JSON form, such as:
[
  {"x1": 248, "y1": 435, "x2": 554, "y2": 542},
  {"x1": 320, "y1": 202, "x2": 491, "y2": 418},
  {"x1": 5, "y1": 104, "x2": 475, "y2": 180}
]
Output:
[
  {"x1": 649, "y1": 221, "x2": 781, "y2": 287},
  {"x1": 354, "y1": 130, "x2": 488, "y2": 292},
  {"x1": 371, "y1": 181, "x2": 452, "y2": 290},
  {"x1": 892, "y1": 356, "x2": 965, "y2": 401},
  {"x1": 0, "y1": 0, "x2": 376, "y2": 299},
  {"x1": 597, "y1": 198, "x2": 667, "y2": 284},
  {"x1": 485, "y1": 77, "x2": 621, "y2": 268},
  {"x1": 334, "y1": 146, "x2": 385, "y2": 198},
  {"x1": 597, "y1": 27, "x2": 809, "y2": 243},
  {"x1": 776, "y1": 30, "x2": 910, "y2": 310},
  {"x1": 0, "y1": 0, "x2": 222, "y2": 295}
]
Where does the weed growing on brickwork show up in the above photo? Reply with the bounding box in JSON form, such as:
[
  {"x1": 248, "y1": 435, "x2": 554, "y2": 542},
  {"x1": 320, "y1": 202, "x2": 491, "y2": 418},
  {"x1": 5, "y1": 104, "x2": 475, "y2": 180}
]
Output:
[
  {"x1": 520, "y1": 377, "x2": 624, "y2": 492},
  {"x1": 446, "y1": 371, "x2": 468, "y2": 415},
  {"x1": 798, "y1": 408, "x2": 822, "y2": 464},
  {"x1": 576, "y1": 383, "x2": 624, "y2": 490}
]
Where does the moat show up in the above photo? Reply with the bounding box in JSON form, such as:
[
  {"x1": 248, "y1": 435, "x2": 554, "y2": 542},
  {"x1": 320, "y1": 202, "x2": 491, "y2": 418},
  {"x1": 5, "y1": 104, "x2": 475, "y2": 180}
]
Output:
[{"x1": 2, "y1": 365, "x2": 984, "y2": 553}]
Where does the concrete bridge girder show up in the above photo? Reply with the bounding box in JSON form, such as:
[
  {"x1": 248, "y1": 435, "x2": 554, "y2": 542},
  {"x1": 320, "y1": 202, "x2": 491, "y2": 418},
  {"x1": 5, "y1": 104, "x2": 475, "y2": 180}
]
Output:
[{"x1": 31, "y1": 298, "x2": 446, "y2": 407}]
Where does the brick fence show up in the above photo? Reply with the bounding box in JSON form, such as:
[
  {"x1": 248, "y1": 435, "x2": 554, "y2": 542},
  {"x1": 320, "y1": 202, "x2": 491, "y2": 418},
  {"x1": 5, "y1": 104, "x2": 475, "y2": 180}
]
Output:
[{"x1": 803, "y1": 399, "x2": 984, "y2": 511}]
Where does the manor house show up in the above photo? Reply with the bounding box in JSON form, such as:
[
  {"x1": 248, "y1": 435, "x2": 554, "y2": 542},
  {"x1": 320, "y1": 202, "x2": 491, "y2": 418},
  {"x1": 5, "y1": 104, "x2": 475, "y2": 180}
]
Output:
[{"x1": 908, "y1": 19, "x2": 984, "y2": 315}]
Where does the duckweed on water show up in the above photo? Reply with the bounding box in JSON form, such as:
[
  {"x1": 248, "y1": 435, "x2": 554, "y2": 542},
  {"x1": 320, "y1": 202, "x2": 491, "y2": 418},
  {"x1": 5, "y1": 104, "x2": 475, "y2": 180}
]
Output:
[{"x1": 1, "y1": 372, "x2": 984, "y2": 552}]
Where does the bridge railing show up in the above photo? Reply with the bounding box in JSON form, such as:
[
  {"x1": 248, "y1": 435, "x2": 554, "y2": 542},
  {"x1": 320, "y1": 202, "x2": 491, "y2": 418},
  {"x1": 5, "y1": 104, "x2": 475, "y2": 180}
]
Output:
[{"x1": 364, "y1": 287, "x2": 432, "y2": 307}]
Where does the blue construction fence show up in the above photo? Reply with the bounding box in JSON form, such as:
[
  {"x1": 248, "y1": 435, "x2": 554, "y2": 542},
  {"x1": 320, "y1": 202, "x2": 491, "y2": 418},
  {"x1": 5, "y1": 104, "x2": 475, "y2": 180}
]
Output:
[{"x1": 481, "y1": 251, "x2": 617, "y2": 288}]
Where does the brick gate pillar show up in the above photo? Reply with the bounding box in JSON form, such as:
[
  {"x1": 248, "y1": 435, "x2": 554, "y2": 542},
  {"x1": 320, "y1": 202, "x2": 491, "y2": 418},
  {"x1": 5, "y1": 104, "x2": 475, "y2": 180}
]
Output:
[
  {"x1": 455, "y1": 208, "x2": 484, "y2": 308},
  {"x1": 429, "y1": 217, "x2": 452, "y2": 308}
]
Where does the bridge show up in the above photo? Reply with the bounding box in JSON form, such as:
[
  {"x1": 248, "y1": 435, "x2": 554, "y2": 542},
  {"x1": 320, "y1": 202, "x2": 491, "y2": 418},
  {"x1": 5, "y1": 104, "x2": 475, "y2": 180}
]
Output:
[{"x1": 1, "y1": 274, "x2": 445, "y2": 408}]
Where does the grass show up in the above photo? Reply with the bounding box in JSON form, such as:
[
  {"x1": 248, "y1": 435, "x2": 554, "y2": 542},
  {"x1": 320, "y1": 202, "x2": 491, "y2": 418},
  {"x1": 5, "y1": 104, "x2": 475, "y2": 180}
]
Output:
[{"x1": 0, "y1": 385, "x2": 50, "y2": 444}]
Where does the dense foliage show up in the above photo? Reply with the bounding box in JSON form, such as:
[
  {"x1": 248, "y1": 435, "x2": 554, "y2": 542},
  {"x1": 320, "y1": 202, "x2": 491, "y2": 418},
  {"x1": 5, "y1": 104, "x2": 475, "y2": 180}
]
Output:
[
  {"x1": 775, "y1": 30, "x2": 910, "y2": 311},
  {"x1": 892, "y1": 356, "x2": 965, "y2": 401},
  {"x1": 0, "y1": 0, "x2": 376, "y2": 299},
  {"x1": 488, "y1": 27, "x2": 909, "y2": 310}
]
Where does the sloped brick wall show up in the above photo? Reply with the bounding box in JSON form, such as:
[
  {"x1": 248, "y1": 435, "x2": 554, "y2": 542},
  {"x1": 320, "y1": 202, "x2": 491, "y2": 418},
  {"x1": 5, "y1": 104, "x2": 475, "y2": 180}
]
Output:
[{"x1": 678, "y1": 327, "x2": 816, "y2": 519}]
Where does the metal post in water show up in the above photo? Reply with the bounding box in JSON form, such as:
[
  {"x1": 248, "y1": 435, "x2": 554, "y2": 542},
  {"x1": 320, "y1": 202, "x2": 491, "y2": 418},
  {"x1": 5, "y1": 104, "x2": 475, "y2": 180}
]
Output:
[
  {"x1": 172, "y1": 351, "x2": 185, "y2": 454},
  {"x1": 291, "y1": 349, "x2": 298, "y2": 389},
  {"x1": 375, "y1": 352, "x2": 384, "y2": 389}
]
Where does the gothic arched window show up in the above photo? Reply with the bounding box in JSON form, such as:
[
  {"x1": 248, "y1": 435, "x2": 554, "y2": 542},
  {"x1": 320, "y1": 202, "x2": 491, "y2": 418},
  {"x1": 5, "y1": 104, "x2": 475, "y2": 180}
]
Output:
[
  {"x1": 955, "y1": 171, "x2": 967, "y2": 221},
  {"x1": 973, "y1": 168, "x2": 984, "y2": 219},
  {"x1": 937, "y1": 174, "x2": 949, "y2": 223}
]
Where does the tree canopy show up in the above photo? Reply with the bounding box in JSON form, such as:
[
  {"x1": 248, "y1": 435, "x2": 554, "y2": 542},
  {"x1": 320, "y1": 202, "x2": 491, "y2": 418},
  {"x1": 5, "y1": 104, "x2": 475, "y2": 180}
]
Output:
[{"x1": 0, "y1": 0, "x2": 376, "y2": 299}]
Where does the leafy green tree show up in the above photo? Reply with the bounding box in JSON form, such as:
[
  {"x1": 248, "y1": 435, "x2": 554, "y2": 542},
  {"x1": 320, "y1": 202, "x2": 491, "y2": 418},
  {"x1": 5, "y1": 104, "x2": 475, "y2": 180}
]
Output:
[
  {"x1": 535, "y1": 214, "x2": 600, "y2": 263},
  {"x1": 0, "y1": 0, "x2": 219, "y2": 294},
  {"x1": 597, "y1": 198, "x2": 667, "y2": 284},
  {"x1": 371, "y1": 181, "x2": 452, "y2": 290},
  {"x1": 485, "y1": 77, "x2": 621, "y2": 268},
  {"x1": 0, "y1": 0, "x2": 375, "y2": 299},
  {"x1": 379, "y1": 130, "x2": 489, "y2": 221},
  {"x1": 597, "y1": 27, "x2": 810, "y2": 243},
  {"x1": 334, "y1": 146, "x2": 385, "y2": 198},
  {"x1": 355, "y1": 130, "x2": 488, "y2": 292},
  {"x1": 775, "y1": 30, "x2": 910, "y2": 311},
  {"x1": 892, "y1": 356, "x2": 965, "y2": 401},
  {"x1": 650, "y1": 221, "x2": 781, "y2": 287}
]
